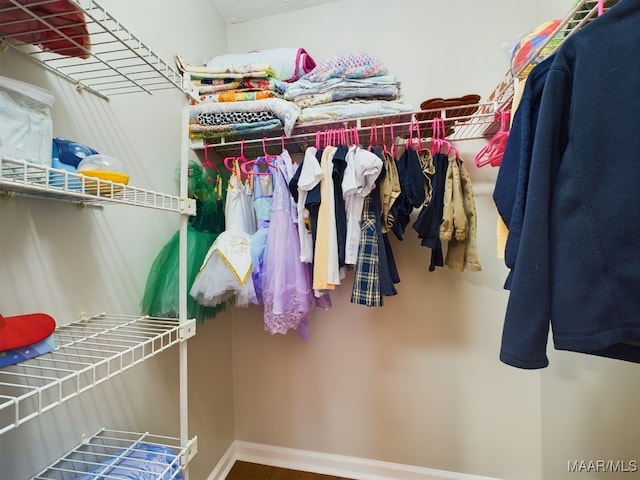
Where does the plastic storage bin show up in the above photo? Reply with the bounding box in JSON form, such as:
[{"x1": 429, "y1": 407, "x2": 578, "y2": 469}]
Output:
[{"x1": 0, "y1": 75, "x2": 54, "y2": 165}]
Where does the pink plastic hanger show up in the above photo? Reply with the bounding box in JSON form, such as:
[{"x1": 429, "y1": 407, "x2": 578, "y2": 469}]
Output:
[
  {"x1": 315, "y1": 130, "x2": 324, "y2": 150},
  {"x1": 261, "y1": 137, "x2": 278, "y2": 167},
  {"x1": 350, "y1": 127, "x2": 360, "y2": 147},
  {"x1": 474, "y1": 109, "x2": 511, "y2": 167},
  {"x1": 390, "y1": 123, "x2": 396, "y2": 158},
  {"x1": 223, "y1": 139, "x2": 251, "y2": 179},
  {"x1": 429, "y1": 118, "x2": 443, "y2": 155},
  {"x1": 381, "y1": 123, "x2": 389, "y2": 156},
  {"x1": 202, "y1": 142, "x2": 221, "y2": 175},
  {"x1": 369, "y1": 123, "x2": 378, "y2": 150},
  {"x1": 429, "y1": 117, "x2": 459, "y2": 158},
  {"x1": 598, "y1": 0, "x2": 604, "y2": 16},
  {"x1": 440, "y1": 117, "x2": 459, "y2": 158},
  {"x1": 328, "y1": 129, "x2": 337, "y2": 147},
  {"x1": 241, "y1": 138, "x2": 276, "y2": 177},
  {"x1": 406, "y1": 118, "x2": 423, "y2": 153},
  {"x1": 200, "y1": 142, "x2": 222, "y2": 189},
  {"x1": 339, "y1": 128, "x2": 346, "y2": 147}
]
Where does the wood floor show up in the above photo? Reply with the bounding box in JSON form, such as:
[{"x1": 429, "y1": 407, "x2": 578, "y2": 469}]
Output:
[{"x1": 225, "y1": 461, "x2": 356, "y2": 479}]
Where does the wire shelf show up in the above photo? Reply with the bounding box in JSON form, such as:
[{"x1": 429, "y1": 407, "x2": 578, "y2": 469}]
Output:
[
  {"x1": 485, "y1": 0, "x2": 618, "y2": 112},
  {"x1": 191, "y1": 103, "x2": 499, "y2": 158},
  {"x1": 0, "y1": 314, "x2": 195, "y2": 435},
  {"x1": 0, "y1": 0, "x2": 182, "y2": 99},
  {"x1": 33, "y1": 429, "x2": 197, "y2": 479},
  {"x1": 0, "y1": 157, "x2": 196, "y2": 214}
]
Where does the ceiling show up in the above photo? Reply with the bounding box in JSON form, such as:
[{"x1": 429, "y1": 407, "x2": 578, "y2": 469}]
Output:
[{"x1": 210, "y1": 0, "x2": 341, "y2": 24}]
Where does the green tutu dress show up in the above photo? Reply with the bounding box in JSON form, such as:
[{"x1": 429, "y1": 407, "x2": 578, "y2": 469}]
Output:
[{"x1": 141, "y1": 162, "x2": 228, "y2": 322}]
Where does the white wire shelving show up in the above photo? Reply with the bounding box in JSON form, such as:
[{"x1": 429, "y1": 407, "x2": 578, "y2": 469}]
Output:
[
  {"x1": 0, "y1": 313, "x2": 196, "y2": 436},
  {"x1": 33, "y1": 429, "x2": 198, "y2": 479},
  {"x1": 483, "y1": 0, "x2": 618, "y2": 114},
  {"x1": 0, "y1": 157, "x2": 196, "y2": 214},
  {"x1": 190, "y1": 103, "x2": 500, "y2": 158},
  {"x1": 0, "y1": 0, "x2": 182, "y2": 99},
  {"x1": 0, "y1": 2, "x2": 195, "y2": 478}
]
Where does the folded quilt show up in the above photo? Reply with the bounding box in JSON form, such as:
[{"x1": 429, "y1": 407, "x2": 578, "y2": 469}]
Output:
[
  {"x1": 196, "y1": 90, "x2": 282, "y2": 104},
  {"x1": 193, "y1": 110, "x2": 278, "y2": 127},
  {"x1": 206, "y1": 47, "x2": 316, "y2": 82},
  {"x1": 285, "y1": 75, "x2": 399, "y2": 99},
  {"x1": 303, "y1": 52, "x2": 388, "y2": 83},
  {"x1": 293, "y1": 85, "x2": 399, "y2": 109},
  {"x1": 190, "y1": 119, "x2": 283, "y2": 140},
  {"x1": 298, "y1": 100, "x2": 413, "y2": 124},
  {"x1": 189, "y1": 98, "x2": 300, "y2": 136},
  {"x1": 194, "y1": 77, "x2": 287, "y2": 96},
  {"x1": 176, "y1": 55, "x2": 275, "y2": 79}
]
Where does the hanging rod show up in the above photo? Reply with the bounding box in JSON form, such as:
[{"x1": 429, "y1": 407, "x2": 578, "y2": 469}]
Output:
[{"x1": 192, "y1": 102, "x2": 500, "y2": 156}]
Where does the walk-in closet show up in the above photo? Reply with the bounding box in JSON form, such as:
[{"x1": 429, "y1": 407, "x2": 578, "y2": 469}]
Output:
[{"x1": 1, "y1": 1, "x2": 638, "y2": 479}]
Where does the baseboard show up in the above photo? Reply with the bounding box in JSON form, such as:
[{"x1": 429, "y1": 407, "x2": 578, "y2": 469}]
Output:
[
  {"x1": 208, "y1": 440, "x2": 504, "y2": 480},
  {"x1": 206, "y1": 442, "x2": 237, "y2": 480}
]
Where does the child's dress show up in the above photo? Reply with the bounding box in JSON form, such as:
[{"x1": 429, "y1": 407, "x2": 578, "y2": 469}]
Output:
[
  {"x1": 190, "y1": 164, "x2": 258, "y2": 307},
  {"x1": 249, "y1": 158, "x2": 275, "y2": 304},
  {"x1": 263, "y1": 150, "x2": 325, "y2": 339},
  {"x1": 141, "y1": 161, "x2": 227, "y2": 322}
]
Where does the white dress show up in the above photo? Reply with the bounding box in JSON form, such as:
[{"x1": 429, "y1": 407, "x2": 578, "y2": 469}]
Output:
[{"x1": 190, "y1": 170, "x2": 258, "y2": 307}]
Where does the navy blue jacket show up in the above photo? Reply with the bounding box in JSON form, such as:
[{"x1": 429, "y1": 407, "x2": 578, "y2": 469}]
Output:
[
  {"x1": 500, "y1": 0, "x2": 640, "y2": 368},
  {"x1": 493, "y1": 55, "x2": 554, "y2": 289}
]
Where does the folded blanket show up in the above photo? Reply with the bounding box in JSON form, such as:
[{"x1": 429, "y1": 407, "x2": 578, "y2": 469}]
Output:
[
  {"x1": 194, "y1": 77, "x2": 287, "y2": 96},
  {"x1": 293, "y1": 85, "x2": 399, "y2": 109},
  {"x1": 196, "y1": 90, "x2": 282, "y2": 104},
  {"x1": 285, "y1": 75, "x2": 399, "y2": 100},
  {"x1": 189, "y1": 98, "x2": 300, "y2": 136},
  {"x1": 303, "y1": 52, "x2": 388, "y2": 83},
  {"x1": 206, "y1": 48, "x2": 316, "y2": 82},
  {"x1": 194, "y1": 110, "x2": 277, "y2": 127},
  {"x1": 190, "y1": 119, "x2": 283, "y2": 140},
  {"x1": 298, "y1": 100, "x2": 413, "y2": 124},
  {"x1": 175, "y1": 55, "x2": 275, "y2": 79}
]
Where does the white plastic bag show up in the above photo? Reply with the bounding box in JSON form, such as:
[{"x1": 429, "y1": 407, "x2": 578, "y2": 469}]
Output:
[{"x1": 0, "y1": 76, "x2": 54, "y2": 165}]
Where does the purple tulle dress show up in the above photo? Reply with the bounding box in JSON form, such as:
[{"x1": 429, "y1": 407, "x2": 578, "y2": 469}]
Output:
[{"x1": 263, "y1": 150, "x2": 329, "y2": 340}]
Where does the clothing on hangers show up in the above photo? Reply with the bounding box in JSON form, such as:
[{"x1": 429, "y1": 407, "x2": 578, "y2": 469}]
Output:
[
  {"x1": 141, "y1": 161, "x2": 228, "y2": 322},
  {"x1": 190, "y1": 161, "x2": 258, "y2": 308}
]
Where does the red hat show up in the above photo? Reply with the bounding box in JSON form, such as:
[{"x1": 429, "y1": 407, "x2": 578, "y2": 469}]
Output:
[{"x1": 0, "y1": 313, "x2": 56, "y2": 351}]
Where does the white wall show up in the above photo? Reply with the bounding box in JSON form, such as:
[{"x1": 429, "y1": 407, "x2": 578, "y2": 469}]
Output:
[
  {"x1": 0, "y1": 1, "x2": 233, "y2": 479},
  {"x1": 225, "y1": 1, "x2": 640, "y2": 480}
]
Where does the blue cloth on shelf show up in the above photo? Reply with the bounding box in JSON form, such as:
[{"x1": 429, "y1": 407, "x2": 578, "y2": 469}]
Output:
[
  {"x1": 76, "y1": 442, "x2": 183, "y2": 480},
  {"x1": 0, "y1": 335, "x2": 55, "y2": 368}
]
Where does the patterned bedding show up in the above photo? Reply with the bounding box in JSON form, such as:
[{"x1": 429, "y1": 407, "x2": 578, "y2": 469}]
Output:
[{"x1": 189, "y1": 97, "x2": 300, "y2": 137}]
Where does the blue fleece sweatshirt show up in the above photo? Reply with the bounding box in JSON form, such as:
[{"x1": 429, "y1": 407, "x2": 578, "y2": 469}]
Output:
[{"x1": 500, "y1": 0, "x2": 640, "y2": 369}]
